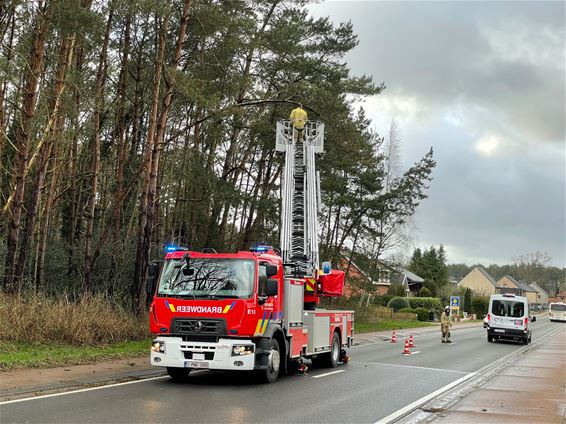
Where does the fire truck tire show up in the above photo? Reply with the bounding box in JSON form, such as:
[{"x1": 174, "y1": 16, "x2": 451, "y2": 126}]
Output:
[
  {"x1": 166, "y1": 367, "x2": 191, "y2": 381},
  {"x1": 260, "y1": 338, "x2": 281, "y2": 384},
  {"x1": 321, "y1": 331, "x2": 340, "y2": 368}
]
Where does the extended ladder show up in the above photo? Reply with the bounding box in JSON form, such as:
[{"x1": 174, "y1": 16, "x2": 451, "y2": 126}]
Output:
[{"x1": 276, "y1": 120, "x2": 324, "y2": 277}]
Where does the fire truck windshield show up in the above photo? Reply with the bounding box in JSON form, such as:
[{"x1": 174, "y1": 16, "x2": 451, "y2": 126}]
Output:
[{"x1": 157, "y1": 258, "x2": 255, "y2": 299}]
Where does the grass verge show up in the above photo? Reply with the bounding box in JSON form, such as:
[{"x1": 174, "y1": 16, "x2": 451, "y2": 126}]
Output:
[
  {"x1": 0, "y1": 339, "x2": 151, "y2": 370},
  {"x1": 355, "y1": 320, "x2": 435, "y2": 333}
]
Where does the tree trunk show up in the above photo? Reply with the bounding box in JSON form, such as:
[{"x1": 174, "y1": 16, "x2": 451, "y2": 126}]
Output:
[
  {"x1": 84, "y1": 5, "x2": 114, "y2": 291},
  {"x1": 133, "y1": 14, "x2": 170, "y2": 310},
  {"x1": 14, "y1": 36, "x2": 75, "y2": 288},
  {"x1": 113, "y1": 12, "x2": 131, "y2": 240},
  {"x1": 3, "y1": 1, "x2": 53, "y2": 293},
  {"x1": 135, "y1": 0, "x2": 192, "y2": 311}
]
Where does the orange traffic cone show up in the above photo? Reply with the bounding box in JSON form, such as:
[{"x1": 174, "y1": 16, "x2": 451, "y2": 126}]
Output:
[
  {"x1": 409, "y1": 334, "x2": 415, "y2": 347},
  {"x1": 391, "y1": 331, "x2": 397, "y2": 343},
  {"x1": 402, "y1": 339, "x2": 411, "y2": 355}
]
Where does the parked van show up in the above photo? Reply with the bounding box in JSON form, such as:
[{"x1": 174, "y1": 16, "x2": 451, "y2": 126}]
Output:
[
  {"x1": 486, "y1": 293, "x2": 535, "y2": 344},
  {"x1": 549, "y1": 302, "x2": 566, "y2": 322}
]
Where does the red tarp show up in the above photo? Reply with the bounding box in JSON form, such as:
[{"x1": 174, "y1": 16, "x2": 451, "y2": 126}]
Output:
[{"x1": 319, "y1": 270, "x2": 345, "y2": 297}]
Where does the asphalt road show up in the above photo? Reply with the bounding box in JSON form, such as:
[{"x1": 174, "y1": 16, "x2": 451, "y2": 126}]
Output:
[{"x1": 1, "y1": 317, "x2": 559, "y2": 424}]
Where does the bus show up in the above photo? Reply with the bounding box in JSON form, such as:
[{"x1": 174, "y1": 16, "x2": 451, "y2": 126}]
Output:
[{"x1": 549, "y1": 302, "x2": 566, "y2": 322}]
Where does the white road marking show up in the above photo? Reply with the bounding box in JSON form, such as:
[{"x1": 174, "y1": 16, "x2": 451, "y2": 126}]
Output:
[
  {"x1": 409, "y1": 351, "x2": 421, "y2": 355},
  {"x1": 374, "y1": 372, "x2": 477, "y2": 424},
  {"x1": 366, "y1": 362, "x2": 470, "y2": 374},
  {"x1": 312, "y1": 370, "x2": 345, "y2": 379},
  {"x1": 0, "y1": 370, "x2": 207, "y2": 405}
]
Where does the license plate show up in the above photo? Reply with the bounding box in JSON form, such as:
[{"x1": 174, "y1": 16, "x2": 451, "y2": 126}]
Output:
[
  {"x1": 185, "y1": 361, "x2": 209, "y2": 369},
  {"x1": 494, "y1": 329, "x2": 505, "y2": 333}
]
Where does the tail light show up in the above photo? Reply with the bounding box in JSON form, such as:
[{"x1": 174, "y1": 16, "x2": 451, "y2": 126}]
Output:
[
  {"x1": 487, "y1": 313, "x2": 491, "y2": 322},
  {"x1": 524, "y1": 317, "x2": 529, "y2": 328}
]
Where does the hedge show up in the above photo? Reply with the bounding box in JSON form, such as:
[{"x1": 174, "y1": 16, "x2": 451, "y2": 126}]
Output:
[
  {"x1": 408, "y1": 297, "x2": 443, "y2": 311},
  {"x1": 415, "y1": 307, "x2": 429, "y2": 321},
  {"x1": 472, "y1": 296, "x2": 489, "y2": 318},
  {"x1": 388, "y1": 297, "x2": 410, "y2": 312}
]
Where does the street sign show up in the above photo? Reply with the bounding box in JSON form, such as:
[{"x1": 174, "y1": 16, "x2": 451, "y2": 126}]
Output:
[{"x1": 450, "y1": 296, "x2": 460, "y2": 308}]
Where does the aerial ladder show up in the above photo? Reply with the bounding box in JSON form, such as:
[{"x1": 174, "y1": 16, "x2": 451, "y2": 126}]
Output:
[{"x1": 276, "y1": 119, "x2": 325, "y2": 278}]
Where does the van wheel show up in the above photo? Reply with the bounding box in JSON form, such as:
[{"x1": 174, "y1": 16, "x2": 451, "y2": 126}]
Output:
[
  {"x1": 167, "y1": 367, "x2": 191, "y2": 381},
  {"x1": 522, "y1": 338, "x2": 528, "y2": 345},
  {"x1": 487, "y1": 335, "x2": 493, "y2": 343}
]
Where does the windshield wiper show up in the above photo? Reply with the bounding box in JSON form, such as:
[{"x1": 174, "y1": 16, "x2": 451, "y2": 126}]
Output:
[
  {"x1": 160, "y1": 293, "x2": 196, "y2": 300},
  {"x1": 207, "y1": 294, "x2": 238, "y2": 300}
]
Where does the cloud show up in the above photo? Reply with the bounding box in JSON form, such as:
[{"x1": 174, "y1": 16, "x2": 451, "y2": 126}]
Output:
[
  {"x1": 310, "y1": 1, "x2": 566, "y2": 266},
  {"x1": 473, "y1": 134, "x2": 502, "y2": 157}
]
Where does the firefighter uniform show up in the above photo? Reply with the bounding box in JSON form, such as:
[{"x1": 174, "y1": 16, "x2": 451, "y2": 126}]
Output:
[
  {"x1": 441, "y1": 307, "x2": 452, "y2": 343},
  {"x1": 289, "y1": 106, "x2": 308, "y2": 142}
]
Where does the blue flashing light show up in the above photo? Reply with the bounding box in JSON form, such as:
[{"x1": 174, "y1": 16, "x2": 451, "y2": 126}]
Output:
[
  {"x1": 250, "y1": 243, "x2": 273, "y2": 253},
  {"x1": 164, "y1": 244, "x2": 188, "y2": 253}
]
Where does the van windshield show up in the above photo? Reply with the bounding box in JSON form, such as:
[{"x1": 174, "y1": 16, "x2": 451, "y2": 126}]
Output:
[
  {"x1": 492, "y1": 300, "x2": 525, "y2": 318},
  {"x1": 550, "y1": 304, "x2": 566, "y2": 312}
]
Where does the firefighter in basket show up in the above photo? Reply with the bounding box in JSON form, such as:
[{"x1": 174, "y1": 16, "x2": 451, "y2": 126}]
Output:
[{"x1": 289, "y1": 104, "x2": 308, "y2": 142}]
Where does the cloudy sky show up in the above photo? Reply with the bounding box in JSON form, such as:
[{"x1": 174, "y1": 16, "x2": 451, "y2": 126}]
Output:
[{"x1": 310, "y1": 1, "x2": 565, "y2": 267}]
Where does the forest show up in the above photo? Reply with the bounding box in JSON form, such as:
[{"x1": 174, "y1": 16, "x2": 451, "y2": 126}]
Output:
[{"x1": 0, "y1": 0, "x2": 436, "y2": 311}]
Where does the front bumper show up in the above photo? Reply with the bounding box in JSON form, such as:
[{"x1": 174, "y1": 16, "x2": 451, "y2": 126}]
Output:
[{"x1": 150, "y1": 337, "x2": 255, "y2": 371}]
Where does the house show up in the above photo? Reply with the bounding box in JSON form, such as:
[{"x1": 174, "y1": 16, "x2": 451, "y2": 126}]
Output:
[
  {"x1": 497, "y1": 276, "x2": 537, "y2": 304},
  {"x1": 497, "y1": 275, "x2": 521, "y2": 295},
  {"x1": 338, "y1": 256, "x2": 424, "y2": 297},
  {"x1": 393, "y1": 267, "x2": 424, "y2": 297},
  {"x1": 529, "y1": 282, "x2": 548, "y2": 306},
  {"x1": 557, "y1": 291, "x2": 566, "y2": 303},
  {"x1": 458, "y1": 266, "x2": 500, "y2": 296}
]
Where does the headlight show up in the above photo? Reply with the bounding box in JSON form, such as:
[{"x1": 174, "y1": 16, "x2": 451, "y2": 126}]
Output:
[
  {"x1": 151, "y1": 340, "x2": 165, "y2": 353},
  {"x1": 231, "y1": 345, "x2": 254, "y2": 356}
]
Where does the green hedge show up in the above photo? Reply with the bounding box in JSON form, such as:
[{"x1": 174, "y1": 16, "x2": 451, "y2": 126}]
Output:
[
  {"x1": 408, "y1": 297, "x2": 443, "y2": 311},
  {"x1": 415, "y1": 307, "x2": 429, "y2": 321},
  {"x1": 398, "y1": 307, "x2": 416, "y2": 313},
  {"x1": 472, "y1": 296, "x2": 489, "y2": 318},
  {"x1": 388, "y1": 297, "x2": 410, "y2": 312}
]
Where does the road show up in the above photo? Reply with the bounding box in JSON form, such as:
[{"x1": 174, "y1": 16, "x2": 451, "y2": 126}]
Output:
[{"x1": 1, "y1": 317, "x2": 560, "y2": 424}]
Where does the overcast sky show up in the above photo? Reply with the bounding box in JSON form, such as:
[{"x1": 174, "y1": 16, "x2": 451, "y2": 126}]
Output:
[{"x1": 309, "y1": 1, "x2": 565, "y2": 267}]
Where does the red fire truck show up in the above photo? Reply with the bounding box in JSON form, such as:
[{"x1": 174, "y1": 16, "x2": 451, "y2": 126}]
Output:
[{"x1": 148, "y1": 119, "x2": 354, "y2": 383}]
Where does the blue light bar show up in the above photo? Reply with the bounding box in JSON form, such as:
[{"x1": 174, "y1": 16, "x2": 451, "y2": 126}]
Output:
[
  {"x1": 164, "y1": 244, "x2": 188, "y2": 253},
  {"x1": 250, "y1": 244, "x2": 273, "y2": 253}
]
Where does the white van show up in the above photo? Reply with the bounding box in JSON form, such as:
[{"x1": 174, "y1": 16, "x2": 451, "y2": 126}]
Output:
[
  {"x1": 486, "y1": 293, "x2": 535, "y2": 344},
  {"x1": 549, "y1": 302, "x2": 566, "y2": 322}
]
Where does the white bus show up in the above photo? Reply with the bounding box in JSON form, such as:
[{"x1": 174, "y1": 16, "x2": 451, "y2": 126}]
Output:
[{"x1": 549, "y1": 302, "x2": 566, "y2": 322}]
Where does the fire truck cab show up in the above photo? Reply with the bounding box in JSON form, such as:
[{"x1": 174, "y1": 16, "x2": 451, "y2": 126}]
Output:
[{"x1": 148, "y1": 246, "x2": 353, "y2": 383}]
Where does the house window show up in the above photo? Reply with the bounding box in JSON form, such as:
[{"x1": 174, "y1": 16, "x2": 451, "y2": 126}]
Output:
[{"x1": 378, "y1": 270, "x2": 390, "y2": 284}]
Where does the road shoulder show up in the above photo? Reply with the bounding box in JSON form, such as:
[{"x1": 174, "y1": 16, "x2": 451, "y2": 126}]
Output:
[{"x1": 396, "y1": 324, "x2": 566, "y2": 424}]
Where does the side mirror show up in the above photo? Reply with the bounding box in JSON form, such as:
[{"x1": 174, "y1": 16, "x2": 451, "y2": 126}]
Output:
[
  {"x1": 265, "y1": 265, "x2": 278, "y2": 277},
  {"x1": 266, "y1": 278, "x2": 278, "y2": 297},
  {"x1": 146, "y1": 262, "x2": 161, "y2": 296},
  {"x1": 531, "y1": 316, "x2": 536, "y2": 322}
]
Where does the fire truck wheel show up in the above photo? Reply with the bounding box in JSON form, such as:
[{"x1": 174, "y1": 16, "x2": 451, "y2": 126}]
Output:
[
  {"x1": 166, "y1": 367, "x2": 191, "y2": 381},
  {"x1": 260, "y1": 338, "x2": 281, "y2": 384},
  {"x1": 322, "y1": 332, "x2": 340, "y2": 368}
]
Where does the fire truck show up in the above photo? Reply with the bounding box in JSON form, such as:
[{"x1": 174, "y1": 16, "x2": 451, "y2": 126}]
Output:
[{"x1": 148, "y1": 119, "x2": 354, "y2": 383}]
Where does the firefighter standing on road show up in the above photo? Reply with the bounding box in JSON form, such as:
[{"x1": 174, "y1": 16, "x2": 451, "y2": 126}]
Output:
[
  {"x1": 441, "y1": 305, "x2": 452, "y2": 343},
  {"x1": 289, "y1": 104, "x2": 308, "y2": 142}
]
